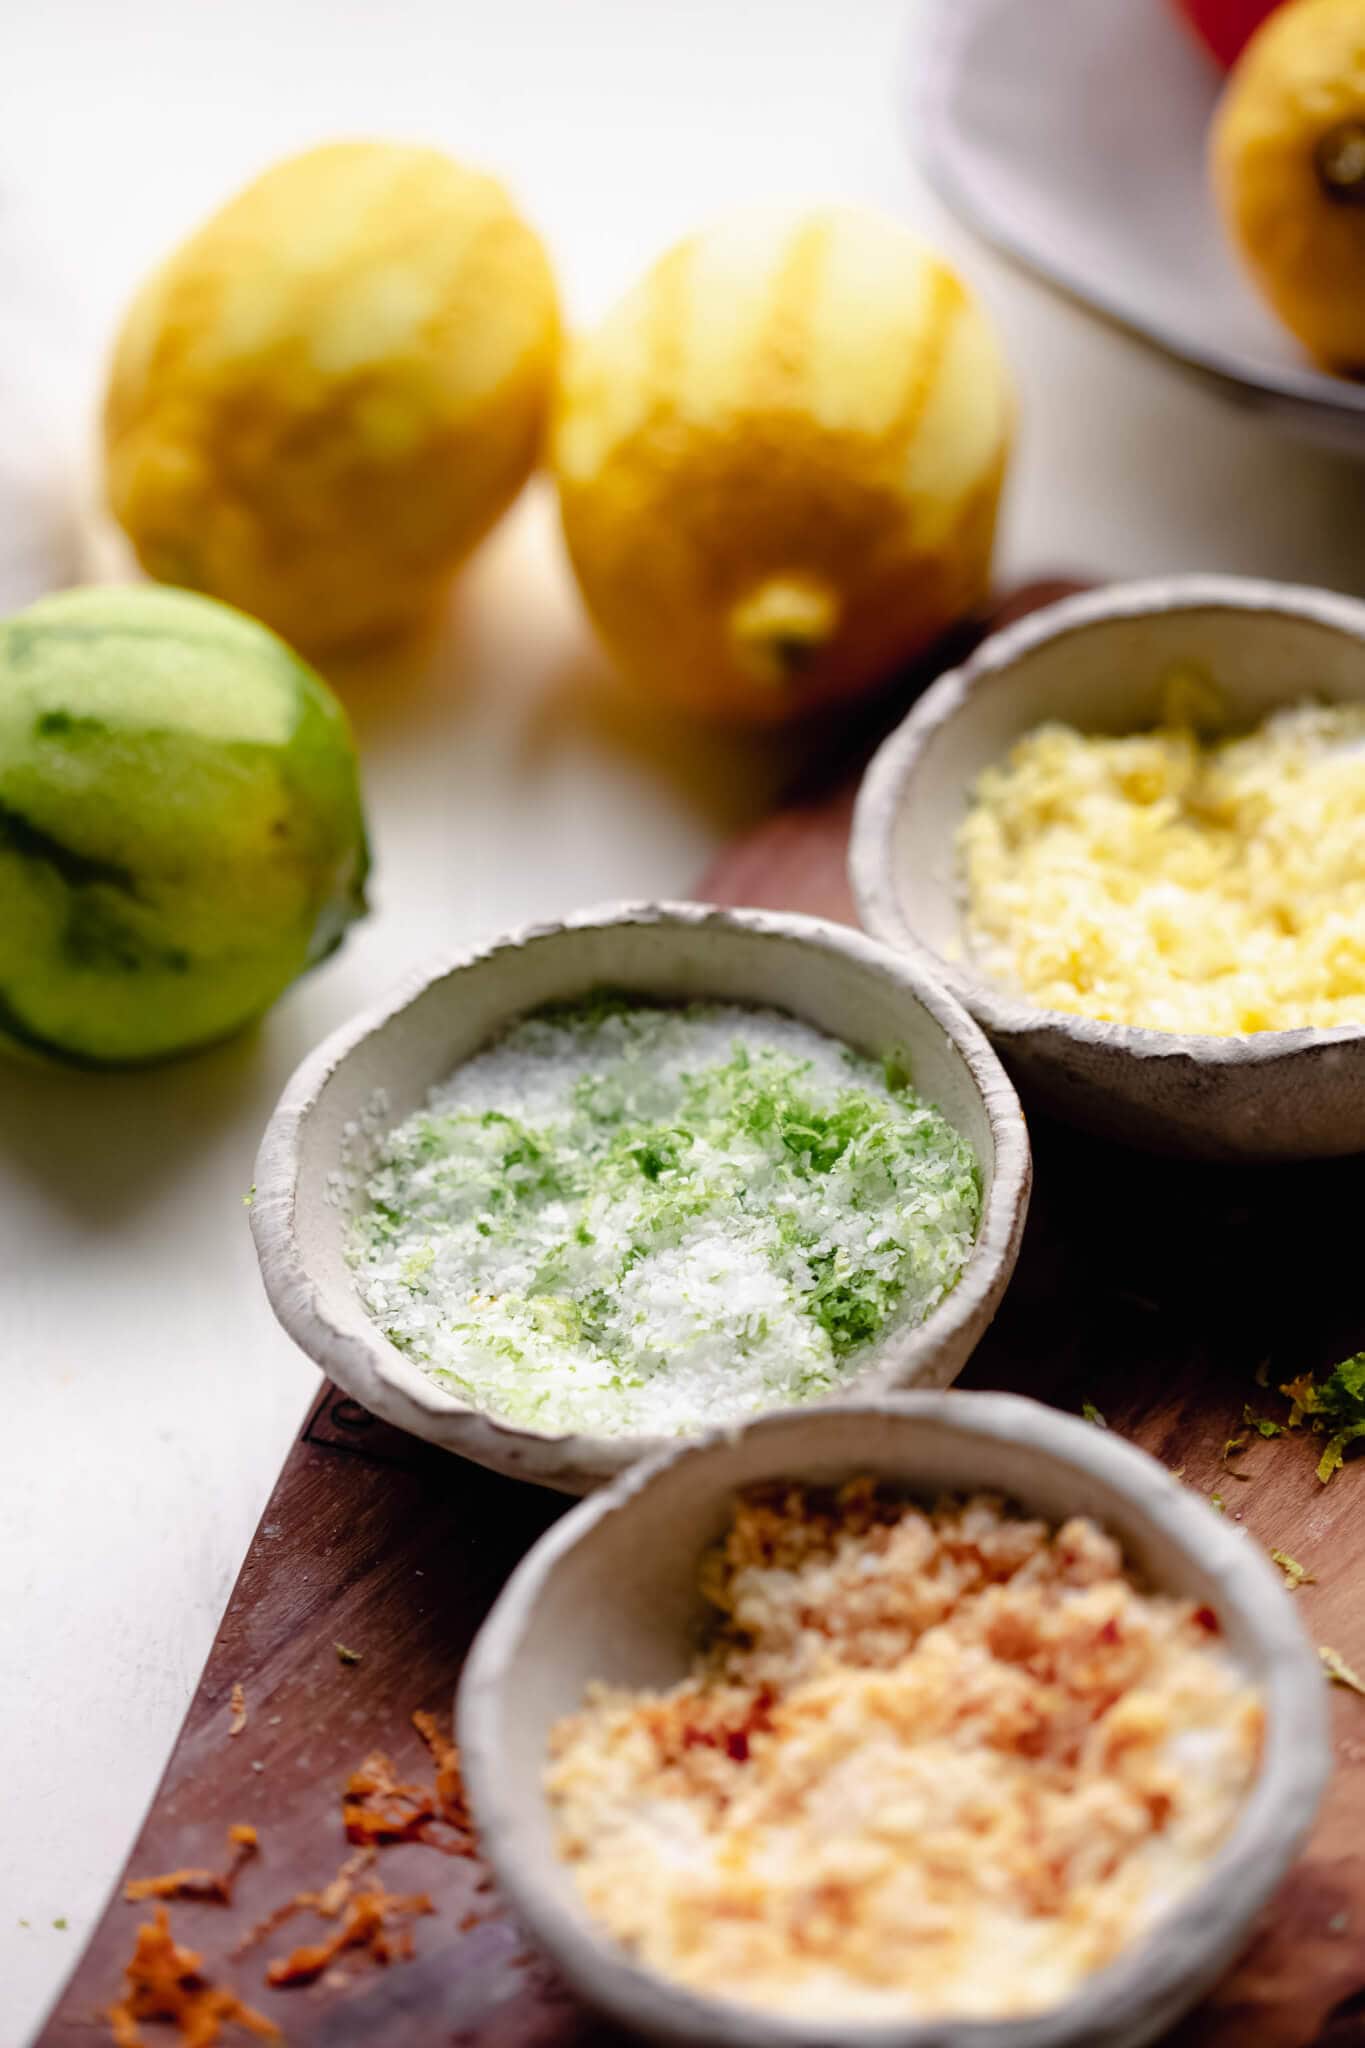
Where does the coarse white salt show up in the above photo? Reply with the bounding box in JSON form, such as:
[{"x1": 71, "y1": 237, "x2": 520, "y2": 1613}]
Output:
[
  {"x1": 347, "y1": 997, "x2": 980, "y2": 1436},
  {"x1": 547, "y1": 1484, "x2": 1263, "y2": 2021}
]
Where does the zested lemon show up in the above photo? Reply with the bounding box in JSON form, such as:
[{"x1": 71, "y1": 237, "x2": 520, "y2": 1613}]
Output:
[
  {"x1": 1211, "y1": 0, "x2": 1365, "y2": 371},
  {"x1": 551, "y1": 207, "x2": 1013, "y2": 724},
  {"x1": 104, "y1": 141, "x2": 560, "y2": 652}
]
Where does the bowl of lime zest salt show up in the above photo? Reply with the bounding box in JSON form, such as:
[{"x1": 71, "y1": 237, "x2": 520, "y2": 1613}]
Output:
[{"x1": 251, "y1": 903, "x2": 1030, "y2": 1492}]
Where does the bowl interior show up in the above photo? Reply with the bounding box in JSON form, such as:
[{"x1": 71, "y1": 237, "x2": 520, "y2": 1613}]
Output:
[
  {"x1": 285, "y1": 911, "x2": 1012, "y2": 1417},
  {"x1": 882, "y1": 601, "x2": 1365, "y2": 974},
  {"x1": 459, "y1": 1394, "x2": 1326, "y2": 2044}
]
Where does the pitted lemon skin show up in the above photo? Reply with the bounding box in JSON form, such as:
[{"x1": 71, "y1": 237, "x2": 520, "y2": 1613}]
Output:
[
  {"x1": 551, "y1": 207, "x2": 1013, "y2": 725},
  {"x1": 104, "y1": 141, "x2": 560, "y2": 651}
]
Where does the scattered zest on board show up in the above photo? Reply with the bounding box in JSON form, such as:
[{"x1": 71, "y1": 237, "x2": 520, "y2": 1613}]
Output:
[
  {"x1": 341, "y1": 1709, "x2": 475, "y2": 1851},
  {"x1": 227, "y1": 1685, "x2": 247, "y2": 1739},
  {"x1": 107, "y1": 1706, "x2": 484, "y2": 2040},
  {"x1": 264, "y1": 1884, "x2": 435, "y2": 1987},
  {"x1": 1321, "y1": 1646, "x2": 1365, "y2": 1697},
  {"x1": 1281, "y1": 1355, "x2": 1365, "y2": 1485},
  {"x1": 106, "y1": 1909, "x2": 279, "y2": 2048},
  {"x1": 411, "y1": 1707, "x2": 473, "y2": 1833},
  {"x1": 258, "y1": 1711, "x2": 478, "y2": 1988},
  {"x1": 232, "y1": 1848, "x2": 376, "y2": 1960},
  {"x1": 1222, "y1": 1435, "x2": 1251, "y2": 1476},
  {"x1": 1044, "y1": 1385, "x2": 1332, "y2": 1600},
  {"x1": 126, "y1": 1827, "x2": 259, "y2": 1906}
]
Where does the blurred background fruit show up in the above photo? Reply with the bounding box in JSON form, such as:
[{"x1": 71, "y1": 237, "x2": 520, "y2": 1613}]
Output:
[
  {"x1": 551, "y1": 206, "x2": 1013, "y2": 726},
  {"x1": 0, "y1": 585, "x2": 369, "y2": 1067},
  {"x1": 103, "y1": 141, "x2": 560, "y2": 653},
  {"x1": 1171, "y1": 0, "x2": 1282, "y2": 68},
  {"x1": 1211, "y1": 0, "x2": 1365, "y2": 371}
]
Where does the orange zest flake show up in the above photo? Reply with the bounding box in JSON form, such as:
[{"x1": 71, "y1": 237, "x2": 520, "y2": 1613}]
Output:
[
  {"x1": 340, "y1": 1711, "x2": 477, "y2": 1855},
  {"x1": 232, "y1": 1847, "x2": 376, "y2": 1959},
  {"x1": 111, "y1": 1706, "x2": 482, "y2": 2037},
  {"x1": 342, "y1": 1751, "x2": 436, "y2": 1846},
  {"x1": 107, "y1": 1908, "x2": 279, "y2": 2048},
  {"x1": 227, "y1": 1685, "x2": 247, "y2": 1740},
  {"x1": 126, "y1": 1827, "x2": 259, "y2": 1906},
  {"x1": 412, "y1": 1707, "x2": 472, "y2": 1833},
  {"x1": 233, "y1": 1843, "x2": 432, "y2": 1988},
  {"x1": 264, "y1": 1884, "x2": 435, "y2": 1987}
]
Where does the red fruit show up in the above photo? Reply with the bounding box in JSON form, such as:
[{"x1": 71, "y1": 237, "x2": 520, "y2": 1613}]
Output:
[{"x1": 1171, "y1": 0, "x2": 1283, "y2": 67}]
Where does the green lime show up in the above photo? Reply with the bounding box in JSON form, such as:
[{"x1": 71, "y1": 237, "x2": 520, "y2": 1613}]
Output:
[{"x1": 0, "y1": 584, "x2": 369, "y2": 1066}]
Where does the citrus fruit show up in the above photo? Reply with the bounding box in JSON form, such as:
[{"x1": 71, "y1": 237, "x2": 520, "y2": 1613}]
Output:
[
  {"x1": 551, "y1": 207, "x2": 1013, "y2": 725},
  {"x1": 1211, "y1": 0, "x2": 1365, "y2": 370},
  {"x1": 0, "y1": 584, "x2": 369, "y2": 1067},
  {"x1": 104, "y1": 141, "x2": 560, "y2": 651}
]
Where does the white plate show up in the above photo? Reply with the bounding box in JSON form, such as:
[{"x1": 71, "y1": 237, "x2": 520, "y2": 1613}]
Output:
[{"x1": 916, "y1": 0, "x2": 1365, "y2": 453}]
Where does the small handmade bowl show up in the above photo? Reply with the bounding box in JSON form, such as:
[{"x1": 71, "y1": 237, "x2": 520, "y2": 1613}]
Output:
[
  {"x1": 250, "y1": 902, "x2": 1030, "y2": 1493},
  {"x1": 457, "y1": 1391, "x2": 1329, "y2": 2048},
  {"x1": 849, "y1": 576, "x2": 1365, "y2": 1160}
]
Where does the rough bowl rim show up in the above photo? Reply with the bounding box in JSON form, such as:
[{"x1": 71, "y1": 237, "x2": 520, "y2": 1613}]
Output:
[
  {"x1": 249, "y1": 901, "x2": 1032, "y2": 1487},
  {"x1": 457, "y1": 1388, "x2": 1330, "y2": 2048},
  {"x1": 849, "y1": 574, "x2": 1365, "y2": 1068}
]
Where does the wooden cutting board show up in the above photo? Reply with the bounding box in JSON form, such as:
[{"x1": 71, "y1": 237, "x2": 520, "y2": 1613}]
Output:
[{"x1": 39, "y1": 586, "x2": 1365, "y2": 2048}]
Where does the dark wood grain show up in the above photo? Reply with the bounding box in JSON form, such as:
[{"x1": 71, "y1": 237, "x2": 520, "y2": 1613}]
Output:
[
  {"x1": 39, "y1": 585, "x2": 1365, "y2": 2048},
  {"x1": 38, "y1": 1390, "x2": 604, "y2": 2046}
]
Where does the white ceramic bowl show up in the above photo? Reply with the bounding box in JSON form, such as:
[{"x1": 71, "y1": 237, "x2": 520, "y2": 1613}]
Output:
[
  {"x1": 250, "y1": 902, "x2": 1030, "y2": 1492},
  {"x1": 850, "y1": 576, "x2": 1365, "y2": 1160},
  {"x1": 914, "y1": 0, "x2": 1365, "y2": 456},
  {"x1": 458, "y1": 1391, "x2": 1329, "y2": 2048}
]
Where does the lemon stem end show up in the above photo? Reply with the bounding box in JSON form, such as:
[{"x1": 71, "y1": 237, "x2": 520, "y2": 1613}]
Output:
[
  {"x1": 728, "y1": 578, "x2": 840, "y2": 687},
  {"x1": 1316, "y1": 121, "x2": 1365, "y2": 207}
]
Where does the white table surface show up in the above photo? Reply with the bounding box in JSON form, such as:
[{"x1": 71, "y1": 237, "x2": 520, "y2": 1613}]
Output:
[{"x1": 5, "y1": 2, "x2": 1365, "y2": 2040}]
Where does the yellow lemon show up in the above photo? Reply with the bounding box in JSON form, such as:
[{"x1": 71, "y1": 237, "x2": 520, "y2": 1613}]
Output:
[
  {"x1": 551, "y1": 207, "x2": 1013, "y2": 725},
  {"x1": 104, "y1": 141, "x2": 560, "y2": 651},
  {"x1": 1211, "y1": 0, "x2": 1365, "y2": 372}
]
